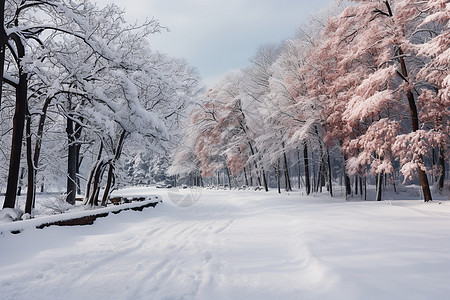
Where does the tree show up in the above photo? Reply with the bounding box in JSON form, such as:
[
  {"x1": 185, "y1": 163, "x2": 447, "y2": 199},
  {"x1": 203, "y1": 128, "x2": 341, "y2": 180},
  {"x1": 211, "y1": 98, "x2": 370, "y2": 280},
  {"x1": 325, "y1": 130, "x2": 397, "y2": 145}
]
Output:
[
  {"x1": 1, "y1": 0, "x2": 199, "y2": 214},
  {"x1": 413, "y1": 0, "x2": 449, "y2": 192},
  {"x1": 305, "y1": 0, "x2": 444, "y2": 201}
]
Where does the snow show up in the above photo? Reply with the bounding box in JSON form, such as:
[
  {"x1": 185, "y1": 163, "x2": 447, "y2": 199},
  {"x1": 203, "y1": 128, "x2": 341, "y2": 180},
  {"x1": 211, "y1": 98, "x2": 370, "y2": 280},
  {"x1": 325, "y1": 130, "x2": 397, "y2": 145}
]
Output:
[{"x1": 1, "y1": 187, "x2": 450, "y2": 300}]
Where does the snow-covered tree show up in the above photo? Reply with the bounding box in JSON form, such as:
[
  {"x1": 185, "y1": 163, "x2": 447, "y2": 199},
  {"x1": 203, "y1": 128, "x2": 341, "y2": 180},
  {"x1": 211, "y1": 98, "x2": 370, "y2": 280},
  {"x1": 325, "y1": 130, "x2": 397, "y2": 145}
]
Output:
[
  {"x1": 1, "y1": 0, "x2": 201, "y2": 214},
  {"x1": 303, "y1": 0, "x2": 449, "y2": 201}
]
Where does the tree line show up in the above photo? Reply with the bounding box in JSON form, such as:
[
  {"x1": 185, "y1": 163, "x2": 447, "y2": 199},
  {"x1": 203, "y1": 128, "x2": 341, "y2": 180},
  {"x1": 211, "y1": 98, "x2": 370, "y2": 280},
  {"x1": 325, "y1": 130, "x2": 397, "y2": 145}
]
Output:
[
  {"x1": 0, "y1": 0, "x2": 201, "y2": 216},
  {"x1": 169, "y1": 0, "x2": 448, "y2": 201}
]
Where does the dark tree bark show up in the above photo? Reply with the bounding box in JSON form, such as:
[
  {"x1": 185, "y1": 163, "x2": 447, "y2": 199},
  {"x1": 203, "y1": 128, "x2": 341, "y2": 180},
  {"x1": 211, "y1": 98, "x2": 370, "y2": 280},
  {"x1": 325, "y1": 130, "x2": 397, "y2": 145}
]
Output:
[
  {"x1": 24, "y1": 97, "x2": 52, "y2": 213},
  {"x1": 312, "y1": 150, "x2": 317, "y2": 192},
  {"x1": 438, "y1": 146, "x2": 445, "y2": 192},
  {"x1": 297, "y1": 149, "x2": 302, "y2": 189},
  {"x1": 359, "y1": 175, "x2": 363, "y2": 198},
  {"x1": 343, "y1": 156, "x2": 351, "y2": 199},
  {"x1": 66, "y1": 115, "x2": 77, "y2": 205},
  {"x1": 376, "y1": 173, "x2": 383, "y2": 201},
  {"x1": 0, "y1": 0, "x2": 6, "y2": 107},
  {"x1": 304, "y1": 140, "x2": 310, "y2": 195},
  {"x1": 283, "y1": 151, "x2": 292, "y2": 192},
  {"x1": 226, "y1": 167, "x2": 232, "y2": 190},
  {"x1": 344, "y1": 173, "x2": 351, "y2": 199},
  {"x1": 88, "y1": 160, "x2": 107, "y2": 206},
  {"x1": 261, "y1": 166, "x2": 269, "y2": 192},
  {"x1": 216, "y1": 170, "x2": 220, "y2": 188},
  {"x1": 84, "y1": 142, "x2": 103, "y2": 205},
  {"x1": 243, "y1": 166, "x2": 249, "y2": 187},
  {"x1": 75, "y1": 122, "x2": 83, "y2": 195},
  {"x1": 364, "y1": 176, "x2": 367, "y2": 201},
  {"x1": 101, "y1": 164, "x2": 115, "y2": 206},
  {"x1": 326, "y1": 147, "x2": 333, "y2": 197},
  {"x1": 3, "y1": 34, "x2": 27, "y2": 209},
  {"x1": 276, "y1": 158, "x2": 281, "y2": 194},
  {"x1": 314, "y1": 126, "x2": 325, "y2": 193},
  {"x1": 100, "y1": 130, "x2": 127, "y2": 206},
  {"x1": 25, "y1": 108, "x2": 35, "y2": 214}
]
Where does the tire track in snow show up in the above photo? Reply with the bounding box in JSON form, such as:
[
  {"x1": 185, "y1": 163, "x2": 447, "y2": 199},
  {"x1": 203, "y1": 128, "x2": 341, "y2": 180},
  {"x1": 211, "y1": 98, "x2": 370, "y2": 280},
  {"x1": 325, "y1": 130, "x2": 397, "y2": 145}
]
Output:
[
  {"x1": 0, "y1": 190, "x2": 365, "y2": 299},
  {"x1": 121, "y1": 212, "x2": 235, "y2": 299}
]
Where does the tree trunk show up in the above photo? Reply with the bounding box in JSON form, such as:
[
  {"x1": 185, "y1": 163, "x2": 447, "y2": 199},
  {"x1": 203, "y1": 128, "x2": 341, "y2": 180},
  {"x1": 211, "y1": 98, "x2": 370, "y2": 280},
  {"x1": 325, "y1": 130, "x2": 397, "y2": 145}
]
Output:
[
  {"x1": 3, "y1": 34, "x2": 27, "y2": 209},
  {"x1": 216, "y1": 170, "x2": 220, "y2": 189},
  {"x1": 261, "y1": 166, "x2": 269, "y2": 192},
  {"x1": 359, "y1": 175, "x2": 363, "y2": 199},
  {"x1": 281, "y1": 140, "x2": 291, "y2": 191},
  {"x1": 343, "y1": 157, "x2": 351, "y2": 199},
  {"x1": 364, "y1": 176, "x2": 367, "y2": 201},
  {"x1": 438, "y1": 146, "x2": 445, "y2": 192},
  {"x1": 345, "y1": 173, "x2": 351, "y2": 199},
  {"x1": 297, "y1": 149, "x2": 302, "y2": 189},
  {"x1": 376, "y1": 172, "x2": 383, "y2": 201},
  {"x1": 312, "y1": 150, "x2": 317, "y2": 192},
  {"x1": 25, "y1": 109, "x2": 35, "y2": 214},
  {"x1": 432, "y1": 148, "x2": 437, "y2": 184},
  {"x1": 327, "y1": 147, "x2": 333, "y2": 197},
  {"x1": 66, "y1": 116, "x2": 77, "y2": 205},
  {"x1": 398, "y1": 49, "x2": 432, "y2": 202},
  {"x1": 17, "y1": 167, "x2": 24, "y2": 196},
  {"x1": 276, "y1": 158, "x2": 281, "y2": 194},
  {"x1": 383, "y1": 0, "x2": 432, "y2": 201},
  {"x1": 283, "y1": 152, "x2": 292, "y2": 191},
  {"x1": 304, "y1": 140, "x2": 310, "y2": 195},
  {"x1": 89, "y1": 161, "x2": 107, "y2": 206},
  {"x1": 243, "y1": 166, "x2": 249, "y2": 187},
  {"x1": 75, "y1": 122, "x2": 83, "y2": 195},
  {"x1": 76, "y1": 151, "x2": 82, "y2": 195},
  {"x1": 25, "y1": 97, "x2": 52, "y2": 213},
  {"x1": 355, "y1": 176, "x2": 358, "y2": 195},
  {"x1": 319, "y1": 162, "x2": 325, "y2": 193},
  {"x1": 314, "y1": 126, "x2": 325, "y2": 193},
  {"x1": 0, "y1": 0, "x2": 6, "y2": 107},
  {"x1": 100, "y1": 163, "x2": 115, "y2": 206},
  {"x1": 101, "y1": 130, "x2": 127, "y2": 206},
  {"x1": 226, "y1": 167, "x2": 232, "y2": 190},
  {"x1": 84, "y1": 142, "x2": 103, "y2": 205}
]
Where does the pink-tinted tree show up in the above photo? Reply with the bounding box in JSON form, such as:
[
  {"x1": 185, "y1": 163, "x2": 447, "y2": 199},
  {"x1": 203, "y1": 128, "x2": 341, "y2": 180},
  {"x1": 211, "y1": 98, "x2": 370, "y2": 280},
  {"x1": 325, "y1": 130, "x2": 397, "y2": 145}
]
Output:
[
  {"x1": 413, "y1": 0, "x2": 449, "y2": 191},
  {"x1": 305, "y1": 0, "x2": 446, "y2": 201}
]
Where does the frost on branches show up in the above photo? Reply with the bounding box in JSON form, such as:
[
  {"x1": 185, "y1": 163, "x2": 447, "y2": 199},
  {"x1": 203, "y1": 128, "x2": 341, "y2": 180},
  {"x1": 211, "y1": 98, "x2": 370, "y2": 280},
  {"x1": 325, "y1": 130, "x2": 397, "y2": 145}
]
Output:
[
  {"x1": 0, "y1": 0, "x2": 200, "y2": 213},
  {"x1": 171, "y1": 0, "x2": 448, "y2": 201}
]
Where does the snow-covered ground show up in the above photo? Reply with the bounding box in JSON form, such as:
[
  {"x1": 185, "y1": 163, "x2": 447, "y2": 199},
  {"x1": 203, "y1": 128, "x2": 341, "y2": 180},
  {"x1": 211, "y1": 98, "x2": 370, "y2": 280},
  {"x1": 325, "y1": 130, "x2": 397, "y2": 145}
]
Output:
[{"x1": 1, "y1": 187, "x2": 449, "y2": 300}]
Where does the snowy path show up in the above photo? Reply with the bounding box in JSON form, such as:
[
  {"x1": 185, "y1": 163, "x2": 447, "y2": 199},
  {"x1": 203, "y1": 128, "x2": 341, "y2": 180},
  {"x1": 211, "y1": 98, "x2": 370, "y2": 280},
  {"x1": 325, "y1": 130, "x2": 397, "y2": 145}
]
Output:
[{"x1": 1, "y1": 188, "x2": 450, "y2": 300}]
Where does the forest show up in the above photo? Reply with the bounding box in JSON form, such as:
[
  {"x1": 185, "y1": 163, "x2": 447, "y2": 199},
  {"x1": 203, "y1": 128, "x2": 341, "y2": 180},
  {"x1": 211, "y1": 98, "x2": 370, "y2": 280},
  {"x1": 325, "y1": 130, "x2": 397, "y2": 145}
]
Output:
[
  {"x1": 170, "y1": 0, "x2": 449, "y2": 202},
  {"x1": 0, "y1": 0, "x2": 448, "y2": 219},
  {"x1": 0, "y1": 0, "x2": 202, "y2": 216}
]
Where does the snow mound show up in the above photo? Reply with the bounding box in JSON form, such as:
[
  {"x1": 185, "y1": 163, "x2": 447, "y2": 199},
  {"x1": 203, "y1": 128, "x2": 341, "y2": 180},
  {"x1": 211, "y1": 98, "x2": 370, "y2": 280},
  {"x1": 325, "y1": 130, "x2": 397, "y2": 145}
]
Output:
[{"x1": 0, "y1": 208, "x2": 23, "y2": 223}]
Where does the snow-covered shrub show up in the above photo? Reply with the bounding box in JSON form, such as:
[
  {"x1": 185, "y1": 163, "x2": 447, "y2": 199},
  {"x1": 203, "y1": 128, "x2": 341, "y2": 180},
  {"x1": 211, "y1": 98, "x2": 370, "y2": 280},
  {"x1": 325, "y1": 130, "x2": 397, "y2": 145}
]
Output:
[{"x1": 42, "y1": 194, "x2": 75, "y2": 214}]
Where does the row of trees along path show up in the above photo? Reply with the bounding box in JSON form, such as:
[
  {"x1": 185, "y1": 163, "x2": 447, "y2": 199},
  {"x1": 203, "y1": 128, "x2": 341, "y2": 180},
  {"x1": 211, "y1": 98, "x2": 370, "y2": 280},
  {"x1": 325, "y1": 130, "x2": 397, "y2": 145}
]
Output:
[
  {"x1": 1, "y1": 0, "x2": 200, "y2": 214},
  {"x1": 170, "y1": 0, "x2": 448, "y2": 202}
]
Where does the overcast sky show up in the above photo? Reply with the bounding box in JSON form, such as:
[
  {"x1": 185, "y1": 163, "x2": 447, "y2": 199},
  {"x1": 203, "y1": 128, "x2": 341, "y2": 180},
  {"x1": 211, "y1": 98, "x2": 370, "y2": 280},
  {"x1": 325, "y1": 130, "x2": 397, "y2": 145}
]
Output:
[{"x1": 95, "y1": 0, "x2": 333, "y2": 87}]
